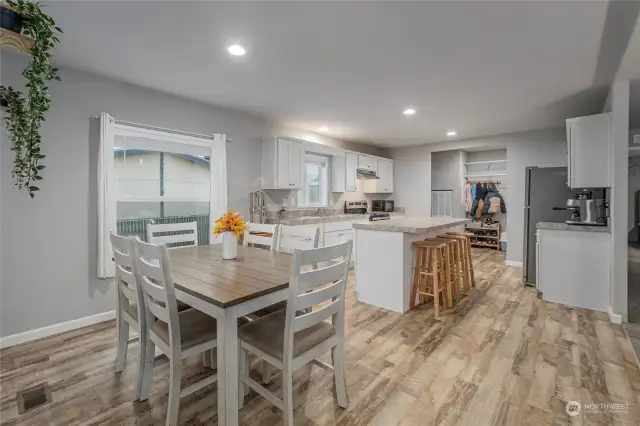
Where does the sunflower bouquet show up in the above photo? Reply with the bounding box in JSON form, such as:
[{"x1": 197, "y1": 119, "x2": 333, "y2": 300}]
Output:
[{"x1": 212, "y1": 210, "x2": 246, "y2": 239}]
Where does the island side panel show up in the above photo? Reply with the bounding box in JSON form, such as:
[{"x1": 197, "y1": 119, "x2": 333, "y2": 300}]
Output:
[{"x1": 355, "y1": 229, "x2": 406, "y2": 313}]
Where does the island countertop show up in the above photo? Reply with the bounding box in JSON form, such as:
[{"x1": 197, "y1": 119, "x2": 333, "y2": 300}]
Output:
[{"x1": 353, "y1": 216, "x2": 469, "y2": 233}]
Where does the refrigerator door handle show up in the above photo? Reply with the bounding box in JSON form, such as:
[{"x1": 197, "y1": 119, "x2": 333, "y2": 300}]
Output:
[{"x1": 523, "y1": 205, "x2": 530, "y2": 281}]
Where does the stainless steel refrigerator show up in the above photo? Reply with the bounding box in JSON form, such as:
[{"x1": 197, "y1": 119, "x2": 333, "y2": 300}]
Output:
[{"x1": 523, "y1": 167, "x2": 577, "y2": 286}]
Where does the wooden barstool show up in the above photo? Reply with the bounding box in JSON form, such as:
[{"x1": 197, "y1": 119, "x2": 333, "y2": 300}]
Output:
[
  {"x1": 435, "y1": 236, "x2": 466, "y2": 299},
  {"x1": 447, "y1": 232, "x2": 476, "y2": 289},
  {"x1": 411, "y1": 240, "x2": 452, "y2": 318}
]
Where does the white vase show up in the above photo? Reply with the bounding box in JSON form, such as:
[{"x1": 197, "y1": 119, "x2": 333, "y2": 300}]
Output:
[{"x1": 222, "y1": 231, "x2": 238, "y2": 260}]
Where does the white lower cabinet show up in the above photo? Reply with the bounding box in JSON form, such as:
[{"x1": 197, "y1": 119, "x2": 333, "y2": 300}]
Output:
[{"x1": 537, "y1": 229, "x2": 610, "y2": 312}]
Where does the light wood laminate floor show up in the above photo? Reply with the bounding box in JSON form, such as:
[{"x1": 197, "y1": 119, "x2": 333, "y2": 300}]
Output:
[{"x1": 1, "y1": 249, "x2": 639, "y2": 425}]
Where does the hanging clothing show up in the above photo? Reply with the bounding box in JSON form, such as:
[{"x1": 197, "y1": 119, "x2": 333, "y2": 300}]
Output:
[
  {"x1": 476, "y1": 199, "x2": 485, "y2": 220},
  {"x1": 464, "y1": 183, "x2": 473, "y2": 213},
  {"x1": 481, "y1": 183, "x2": 507, "y2": 214},
  {"x1": 471, "y1": 183, "x2": 477, "y2": 202},
  {"x1": 487, "y1": 197, "x2": 501, "y2": 214}
]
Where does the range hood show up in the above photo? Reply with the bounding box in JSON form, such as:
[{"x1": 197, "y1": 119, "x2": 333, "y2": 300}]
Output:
[{"x1": 356, "y1": 168, "x2": 380, "y2": 180}]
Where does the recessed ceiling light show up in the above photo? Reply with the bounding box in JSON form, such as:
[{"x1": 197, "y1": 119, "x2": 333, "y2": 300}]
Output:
[
  {"x1": 447, "y1": 131, "x2": 457, "y2": 136},
  {"x1": 318, "y1": 126, "x2": 329, "y2": 132},
  {"x1": 403, "y1": 108, "x2": 416, "y2": 116},
  {"x1": 227, "y1": 44, "x2": 246, "y2": 56}
]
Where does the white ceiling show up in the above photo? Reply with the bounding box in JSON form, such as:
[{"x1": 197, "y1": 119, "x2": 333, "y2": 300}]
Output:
[{"x1": 44, "y1": 1, "x2": 619, "y2": 147}]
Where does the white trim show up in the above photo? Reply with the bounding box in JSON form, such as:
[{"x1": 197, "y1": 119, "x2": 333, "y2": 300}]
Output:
[
  {"x1": 465, "y1": 172, "x2": 508, "y2": 178},
  {"x1": 117, "y1": 197, "x2": 210, "y2": 203},
  {"x1": 608, "y1": 307, "x2": 623, "y2": 324},
  {"x1": 465, "y1": 160, "x2": 507, "y2": 166},
  {"x1": 0, "y1": 310, "x2": 116, "y2": 349},
  {"x1": 505, "y1": 260, "x2": 523, "y2": 268}
]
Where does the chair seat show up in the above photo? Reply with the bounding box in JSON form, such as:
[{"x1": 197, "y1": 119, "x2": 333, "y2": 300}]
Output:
[
  {"x1": 152, "y1": 309, "x2": 218, "y2": 350},
  {"x1": 252, "y1": 300, "x2": 288, "y2": 317},
  {"x1": 238, "y1": 310, "x2": 335, "y2": 360}
]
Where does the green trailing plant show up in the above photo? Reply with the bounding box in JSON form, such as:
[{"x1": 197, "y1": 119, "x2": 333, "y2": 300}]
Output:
[{"x1": 0, "y1": 0, "x2": 61, "y2": 198}]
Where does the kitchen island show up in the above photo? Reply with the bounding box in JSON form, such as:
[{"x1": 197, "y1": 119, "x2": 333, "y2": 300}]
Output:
[{"x1": 353, "y1": 216, "x2": 469, "y2": 313}]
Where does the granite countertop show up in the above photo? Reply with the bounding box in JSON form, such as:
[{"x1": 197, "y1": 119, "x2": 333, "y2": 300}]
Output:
[
  {"x1": 536, "y1": 222, "x2": 611, "y2": 233},
  {"x1": 279, "y1": 212, "x2": 404, "y2": 226},
  {"x1": 352, "y1": 217, "x2": 469, "y2": 233}
]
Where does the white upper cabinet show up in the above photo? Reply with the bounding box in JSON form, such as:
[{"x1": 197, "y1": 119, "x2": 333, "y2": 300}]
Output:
[
  {"x1": 358, "y1": 155, "x2": 377, "y2": 171},
  {"x1": 566, "y1": 113, "x2": 611, "y2": 188},
  {"x1": 332, "y1": 151, "x2": 358, "y2": 193},
  {"x1": 262, "y1": 138, "x2": 305, "y2": 189},
  {"x1": 345, "y1": 152, "x2": 358, "y2": 192},
  {"x1": 376, "y1": 159, "x2": 394, "y2": 193},
  {"x1": 363, "y1": 158, "x2": 394, "y2": 193}
]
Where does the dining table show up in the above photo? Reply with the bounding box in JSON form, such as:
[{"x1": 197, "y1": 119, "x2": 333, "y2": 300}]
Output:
[{"x1": 167, "y1": 243, "x2": 293, "y2": 426}]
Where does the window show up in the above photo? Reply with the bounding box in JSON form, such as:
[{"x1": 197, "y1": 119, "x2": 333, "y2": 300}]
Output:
[
  {"x1": 97, "y1": 113, "x2": 227, "y2": 278},
  {"x1": 298, "y1": 153, "x2": 329, "y2": 207}
]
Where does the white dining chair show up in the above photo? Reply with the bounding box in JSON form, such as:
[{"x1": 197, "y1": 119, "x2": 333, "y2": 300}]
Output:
[
  {"x1": 257, "y1": 224, "x2": 321, "y2": 383},
  {"x1": 243, "y1": 223, "x2": 279, "y2": 250},
  {"x1": 133, "y1": 238, "x2": 218, "y2": 426},
  {"x1": 147, "y1": 221, "x2": 198, "y2": 248},
  {"x1": 276, "y1": 225, "x2": 320, "y2": 253},
  {"x1": 237, "y1": 241, "x2": 353, "y2": 425},
  {"x1": 110, "y1": 232, "x2": 147, "y2": 400}
]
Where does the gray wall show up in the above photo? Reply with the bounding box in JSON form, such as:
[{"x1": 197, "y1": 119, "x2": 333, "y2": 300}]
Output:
[
  {"x1": 431, "y1": 150, "x2": 465, "y2": 217},
  {"x1": 0, "y1": 52, "x2": 270, "y2": 337}
]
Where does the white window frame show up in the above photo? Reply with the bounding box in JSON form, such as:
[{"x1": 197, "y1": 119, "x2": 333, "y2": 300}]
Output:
[
  {"x1": 97, "y1": 112, "x2": 227, "y2": 278},
  {"x1": 297, "y1": 153, "x2": 329, "y2": 208}
]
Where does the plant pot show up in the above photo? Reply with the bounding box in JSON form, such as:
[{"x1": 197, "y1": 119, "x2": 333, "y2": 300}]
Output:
[
  {"x1": 1, "y1": 6, "x2": 23, "y2": 34},
  {"x1": 222, "y1": 231, "x2": 238, "y2": 260}
]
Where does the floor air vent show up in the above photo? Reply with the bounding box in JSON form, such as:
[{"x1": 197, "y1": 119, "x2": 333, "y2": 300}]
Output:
[{"x1": 17, "y1": 383, "x2": 51, "y2": 414}]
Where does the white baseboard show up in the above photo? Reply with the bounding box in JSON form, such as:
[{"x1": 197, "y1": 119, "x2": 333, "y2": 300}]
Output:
[
  {"x1": 0, "y1": 310, "x2": 116, "y2": 349},
  {"x1": 608, "y1": 307, "x2": 623, "y2": 324},
  {"x1": 505, "y1": 260, "x2": 523, "y2": 268}
]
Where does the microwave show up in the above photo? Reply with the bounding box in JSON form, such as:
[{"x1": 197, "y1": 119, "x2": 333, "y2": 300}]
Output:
[{"x1": 372, "y1": 199, "x2": 394, "y2": 212}]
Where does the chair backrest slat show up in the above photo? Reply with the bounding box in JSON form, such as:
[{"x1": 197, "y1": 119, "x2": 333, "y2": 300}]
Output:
[
  {"x1": 283, "y1": 240, "x2": 352, "y2": 360},
  {"x1": 133, "y1": 238, "x2": 181, "y2": 351},
  {"x1": 277, "y1": 225, "x2": 319, "y2": 252},
  {"x1": 141, "y1": 275, "x2": 168, "y2": 303},
  {"x1": 110, "y1": 232, "x2": 143, "y2": 307},
  {"x1": 148, "y1": 222, "x2": 198, "y2": 249},
  {"x1": 298, "y1": 260, "x2": 347, "y2": 291},
  {"x1": 293, "y1": 299, "x2": 340, "y2": 333},
  {"x1": 243, "y1": 223, "x2": 278, "y2": 251},
  {"x1": 299, "y1": 243, "x2": 350, "y2": 265},
  {"x1": 294, "y1": 280, "x2": 343, "y2": 311},
  {"x1": 147, "y1": 298, "x2": 171, "y2": 323}
]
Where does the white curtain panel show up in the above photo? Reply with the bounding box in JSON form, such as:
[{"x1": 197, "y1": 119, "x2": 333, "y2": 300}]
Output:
[{"x1": 97, "y1": 112, "x2": 116, "y2": 278}]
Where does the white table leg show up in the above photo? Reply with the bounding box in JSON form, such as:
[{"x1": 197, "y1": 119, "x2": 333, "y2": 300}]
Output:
[{"x1": 217, "y1": 306, "x2": 239, "y2": 426}]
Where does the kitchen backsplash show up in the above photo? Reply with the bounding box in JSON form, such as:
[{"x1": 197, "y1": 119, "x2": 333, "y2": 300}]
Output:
[{"x1": 262, "y1": 189, "x2": 393, "y2": 212}]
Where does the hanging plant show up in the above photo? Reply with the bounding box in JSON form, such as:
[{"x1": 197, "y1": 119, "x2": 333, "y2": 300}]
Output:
[{"x1": 0, "y1": 0, "x2": 62, "y2": 198}]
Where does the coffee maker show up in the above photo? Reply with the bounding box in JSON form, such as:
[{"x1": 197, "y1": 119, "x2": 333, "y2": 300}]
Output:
[{"x1": 561, "y1": 191, "x2": 608, "y2": 226}]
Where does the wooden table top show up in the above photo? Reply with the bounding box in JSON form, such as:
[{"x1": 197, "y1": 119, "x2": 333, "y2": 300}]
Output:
[{"x1": 168, "y1": 244, "x2": 292, "y2": 308}]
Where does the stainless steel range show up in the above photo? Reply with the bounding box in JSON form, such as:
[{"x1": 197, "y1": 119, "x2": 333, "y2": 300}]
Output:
[{"x1": 345, "y1": 200, "x2": 368, "y2": 214}]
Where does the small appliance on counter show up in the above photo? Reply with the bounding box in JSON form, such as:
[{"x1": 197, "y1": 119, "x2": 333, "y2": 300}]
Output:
[
  {"x1": 372, "y1": 199, "x2": 394, "y2": 212},
  {"x1": 345, "y1": 200, "x2": 368, "y2": 214},
  {"x1": 553, "y1": 191, "x2": 608, "y2": 226},
  {"x1": 369, "y1": 213, "x2": 391, "y2": 221}
]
